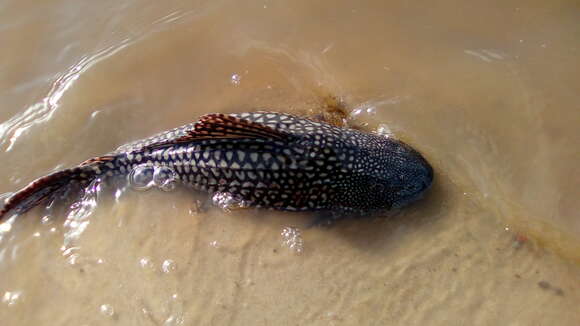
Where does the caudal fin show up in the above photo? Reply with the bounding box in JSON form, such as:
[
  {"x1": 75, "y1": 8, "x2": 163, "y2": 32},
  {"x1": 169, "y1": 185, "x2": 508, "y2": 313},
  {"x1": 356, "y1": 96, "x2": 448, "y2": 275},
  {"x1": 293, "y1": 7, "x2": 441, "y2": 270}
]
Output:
[{"x1": 0, "y1": 157, "x2": 114, "y2": 221}]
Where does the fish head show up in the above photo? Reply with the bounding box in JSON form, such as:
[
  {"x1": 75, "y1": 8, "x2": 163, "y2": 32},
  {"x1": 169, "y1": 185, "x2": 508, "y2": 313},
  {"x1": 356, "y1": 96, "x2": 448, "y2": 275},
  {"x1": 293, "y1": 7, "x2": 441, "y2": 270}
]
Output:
[{"x1": 361, "y1": 138, "x2": 433, "y2": 211}]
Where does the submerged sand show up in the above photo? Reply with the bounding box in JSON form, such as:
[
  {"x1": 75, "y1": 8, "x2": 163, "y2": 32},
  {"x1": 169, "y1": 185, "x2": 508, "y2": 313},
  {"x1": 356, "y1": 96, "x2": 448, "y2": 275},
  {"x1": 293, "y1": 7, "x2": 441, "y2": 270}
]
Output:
[{"x1": 1, "y1": 0, "x2": 579, "y2": 324}]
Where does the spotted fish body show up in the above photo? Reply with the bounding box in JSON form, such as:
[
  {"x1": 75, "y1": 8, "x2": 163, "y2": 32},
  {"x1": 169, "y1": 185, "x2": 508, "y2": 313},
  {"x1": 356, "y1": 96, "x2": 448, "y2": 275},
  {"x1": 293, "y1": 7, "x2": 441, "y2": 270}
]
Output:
[{"x1": 0, "y1": 112, "x2": 433, "y2": 220}]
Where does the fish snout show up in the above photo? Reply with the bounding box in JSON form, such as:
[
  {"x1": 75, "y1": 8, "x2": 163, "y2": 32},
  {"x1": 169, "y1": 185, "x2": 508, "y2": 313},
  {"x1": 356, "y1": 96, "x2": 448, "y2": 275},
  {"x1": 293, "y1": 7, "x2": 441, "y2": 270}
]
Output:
[{"x1": 392, "y1": 150, "x2": 434, "y2": 209}]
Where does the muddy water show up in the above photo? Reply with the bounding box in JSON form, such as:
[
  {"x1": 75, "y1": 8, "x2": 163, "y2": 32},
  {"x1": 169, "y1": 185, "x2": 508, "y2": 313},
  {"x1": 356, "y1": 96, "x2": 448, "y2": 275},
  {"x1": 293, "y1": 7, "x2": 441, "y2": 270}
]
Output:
[{"x1": 1, "y1": 0, "x2": 579, "y2": 324}]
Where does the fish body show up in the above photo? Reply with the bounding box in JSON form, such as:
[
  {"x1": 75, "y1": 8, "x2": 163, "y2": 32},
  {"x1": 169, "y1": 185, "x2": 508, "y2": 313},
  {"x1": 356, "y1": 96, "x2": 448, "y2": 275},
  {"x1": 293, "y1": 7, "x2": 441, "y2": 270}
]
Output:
[{"x1": 0, "y1": 112, "x2": 433, "y2": 220}]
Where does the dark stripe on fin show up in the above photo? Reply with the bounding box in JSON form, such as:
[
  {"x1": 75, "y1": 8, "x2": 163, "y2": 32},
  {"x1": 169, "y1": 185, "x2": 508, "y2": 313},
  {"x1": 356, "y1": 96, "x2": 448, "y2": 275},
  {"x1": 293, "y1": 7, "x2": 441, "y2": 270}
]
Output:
[{"x1": 145, "y1": 113, "x2": 290, "y2": 150}]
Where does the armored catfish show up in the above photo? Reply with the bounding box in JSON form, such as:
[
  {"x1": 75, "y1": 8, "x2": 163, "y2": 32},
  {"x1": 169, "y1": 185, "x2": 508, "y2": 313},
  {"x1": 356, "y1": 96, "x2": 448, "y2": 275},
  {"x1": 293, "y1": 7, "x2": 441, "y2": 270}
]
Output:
[{"x1": 0, "y1": 112, "x2": 433, "y2": 221}]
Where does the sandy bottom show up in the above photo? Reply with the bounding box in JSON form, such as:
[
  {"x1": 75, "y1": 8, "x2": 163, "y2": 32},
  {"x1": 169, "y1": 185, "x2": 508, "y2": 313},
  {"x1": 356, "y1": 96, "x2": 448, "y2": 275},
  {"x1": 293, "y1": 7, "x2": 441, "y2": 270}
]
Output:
[{"x1": 1, "y1": 0, "x2": 579, "y2": 325}]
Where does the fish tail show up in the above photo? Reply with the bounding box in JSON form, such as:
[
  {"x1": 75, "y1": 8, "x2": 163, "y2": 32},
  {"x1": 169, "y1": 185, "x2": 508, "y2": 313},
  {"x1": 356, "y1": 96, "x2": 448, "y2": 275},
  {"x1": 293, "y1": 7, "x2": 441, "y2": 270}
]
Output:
[{"x1": 0, "y1": 156, "x2": 115, "y2": 221}]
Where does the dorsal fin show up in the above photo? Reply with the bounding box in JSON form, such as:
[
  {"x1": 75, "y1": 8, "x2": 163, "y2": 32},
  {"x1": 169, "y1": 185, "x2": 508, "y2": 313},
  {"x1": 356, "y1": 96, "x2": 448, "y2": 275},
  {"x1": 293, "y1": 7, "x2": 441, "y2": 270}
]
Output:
[
  {"x1": 144, "y1": 113, "x2": 289, "y2": 150},
  {"x1": 79, "y1": 155, "x2": 116, "y2": 166}
]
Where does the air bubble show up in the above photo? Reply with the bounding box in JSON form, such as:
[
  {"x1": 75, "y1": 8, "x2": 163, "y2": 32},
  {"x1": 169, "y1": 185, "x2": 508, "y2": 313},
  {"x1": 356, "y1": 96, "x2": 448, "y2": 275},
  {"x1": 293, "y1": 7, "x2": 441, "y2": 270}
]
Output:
[
  {"x1": 139, "y1": 257, "x2": 154, "y2": 270},
  {"x1": 212, "y1": 192, "x2": 248, "y2": 211},
  {"x1": 375, "y1": 124, "x2": 394, "y2": 138},
  {"x1": 162, "y1": 259, "x2": 176, "y2": 273},
  {"x1": 153, "y1": 166, "x2": 177, "y2": 192},
  {"x1": 164, "y1": 315, "x2": 184, "y2": 326},
  {"x1": 129, "y1": 164, "x2": 177, "y2": 192},
  {"x1": 128, "y1": 165, "x2": 155, "y2": 191},
  {"x1": 281, "y1": 227, "x2": 304, "y2": 253},
  {"x1": 230, "y1": 73, "x2": 241, "y2": 85},
  {"x1": 40, "y1": 215, "x2": 53, "y2": 225},
  {"x1": 99, "y1": 304, "x2": 115, "y2": 317},
  {"x1": 164, "y1": 293, "x2": 184, "y2": 325},
  {"x1": 349, "y1": 97, "x2": 403, "y2": 120},
  {"x1": 2, "y1": 291, "x2": 22, "y2": 306}
]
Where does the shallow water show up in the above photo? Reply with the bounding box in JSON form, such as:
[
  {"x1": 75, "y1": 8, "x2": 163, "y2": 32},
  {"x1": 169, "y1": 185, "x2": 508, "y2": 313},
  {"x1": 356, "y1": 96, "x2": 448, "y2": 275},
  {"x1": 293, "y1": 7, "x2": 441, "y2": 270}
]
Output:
[{"x1": 1, "y1": 0, "x2": 580, "y2": 324}]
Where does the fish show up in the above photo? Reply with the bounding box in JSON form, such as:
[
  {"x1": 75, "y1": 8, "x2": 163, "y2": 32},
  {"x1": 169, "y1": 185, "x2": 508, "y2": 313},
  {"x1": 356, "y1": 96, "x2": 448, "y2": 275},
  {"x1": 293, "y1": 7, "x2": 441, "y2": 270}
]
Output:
[{"x1": 0, "y1": 112, "x2": 433, "y2": 222}]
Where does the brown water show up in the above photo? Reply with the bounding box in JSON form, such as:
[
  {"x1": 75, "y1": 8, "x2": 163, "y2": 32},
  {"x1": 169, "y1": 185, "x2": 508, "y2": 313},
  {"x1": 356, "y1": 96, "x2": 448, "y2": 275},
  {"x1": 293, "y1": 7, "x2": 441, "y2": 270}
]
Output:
[{"x1": 1, "y1": 0, "x2": 579, "y2": 325}]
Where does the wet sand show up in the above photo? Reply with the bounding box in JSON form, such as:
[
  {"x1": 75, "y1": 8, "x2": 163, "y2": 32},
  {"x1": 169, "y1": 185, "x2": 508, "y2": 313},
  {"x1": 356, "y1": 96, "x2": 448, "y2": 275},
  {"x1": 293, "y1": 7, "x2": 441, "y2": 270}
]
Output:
[{"x1": 1, "y1": 0, "x2": 579, "y2": 324}]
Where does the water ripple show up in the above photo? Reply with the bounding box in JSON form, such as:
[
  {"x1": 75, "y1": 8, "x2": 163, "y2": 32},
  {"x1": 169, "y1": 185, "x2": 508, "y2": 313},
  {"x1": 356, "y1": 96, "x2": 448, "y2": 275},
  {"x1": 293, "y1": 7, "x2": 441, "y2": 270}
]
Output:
[{"x1": 0, "y1": 39, "x2": 134, "y2": 152}]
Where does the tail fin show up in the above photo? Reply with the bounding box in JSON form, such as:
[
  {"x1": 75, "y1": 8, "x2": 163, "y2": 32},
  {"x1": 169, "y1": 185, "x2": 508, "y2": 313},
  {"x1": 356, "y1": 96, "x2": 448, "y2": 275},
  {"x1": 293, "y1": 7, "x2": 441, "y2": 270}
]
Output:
[{"x1": 0, "y1": 156, "x2": 114, "y2": 221}]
